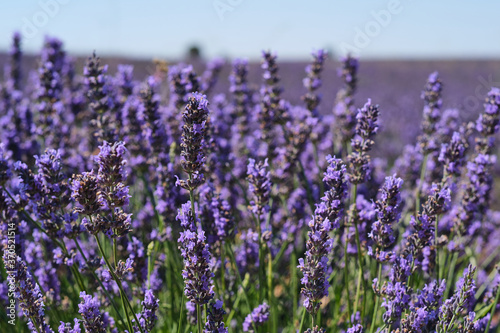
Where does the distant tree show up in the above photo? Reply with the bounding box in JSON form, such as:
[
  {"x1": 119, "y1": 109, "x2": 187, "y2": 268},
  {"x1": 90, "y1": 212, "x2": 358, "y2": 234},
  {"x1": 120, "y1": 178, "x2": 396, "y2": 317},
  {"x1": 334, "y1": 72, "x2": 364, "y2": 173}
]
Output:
[{"x1": 187, "y1": 45, "x2": 202, "y2": 60}]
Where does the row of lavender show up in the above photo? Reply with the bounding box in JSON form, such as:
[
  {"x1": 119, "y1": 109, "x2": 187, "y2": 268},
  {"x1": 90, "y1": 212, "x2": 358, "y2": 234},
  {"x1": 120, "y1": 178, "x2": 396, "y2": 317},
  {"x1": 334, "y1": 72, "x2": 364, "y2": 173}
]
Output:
[{"x1": 0, "y1": 32, "x2": 499, "y2": 333}]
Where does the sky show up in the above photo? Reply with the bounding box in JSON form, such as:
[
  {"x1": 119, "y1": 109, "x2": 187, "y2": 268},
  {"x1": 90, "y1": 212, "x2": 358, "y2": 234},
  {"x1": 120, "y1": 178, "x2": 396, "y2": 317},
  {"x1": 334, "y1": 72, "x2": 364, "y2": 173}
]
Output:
[{"x1": 0, "y1": 0, "x2": 498, "y2": 61}]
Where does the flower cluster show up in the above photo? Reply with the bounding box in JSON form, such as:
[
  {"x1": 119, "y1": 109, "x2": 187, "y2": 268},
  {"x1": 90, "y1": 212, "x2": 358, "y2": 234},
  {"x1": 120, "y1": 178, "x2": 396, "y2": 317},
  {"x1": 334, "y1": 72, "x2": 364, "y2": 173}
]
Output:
[
  {"x1": 242, "y1": 303, "x2": 270, "y2": 332},
  {"x1": 299, "y1": 156, "x2": 347, "y2": 315},
  {"x1": 368, "y1": 175, "x2": 404, "y2": 262},
  {"x1": 302, "y1": 49, "x2": 327, "y2": 116},
  {"x1": 347, "y1": 99, "x2": 380, "y2": 184},
  {"x1": 178, "y1": 92, "x2": 210, "y2": 191},
  {"x1": 419, "y1": 71, "x2": 443, "y2": 153},
  {"x1": 177, "y1": 202, "x2": 215, "y2": 305}
]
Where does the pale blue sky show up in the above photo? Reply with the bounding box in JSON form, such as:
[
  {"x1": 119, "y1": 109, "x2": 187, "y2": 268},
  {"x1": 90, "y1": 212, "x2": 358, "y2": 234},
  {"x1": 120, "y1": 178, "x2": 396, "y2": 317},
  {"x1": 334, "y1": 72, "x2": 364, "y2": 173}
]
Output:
[{"x1": 0, "y1": 0, "x2": 498, "y2": 60}]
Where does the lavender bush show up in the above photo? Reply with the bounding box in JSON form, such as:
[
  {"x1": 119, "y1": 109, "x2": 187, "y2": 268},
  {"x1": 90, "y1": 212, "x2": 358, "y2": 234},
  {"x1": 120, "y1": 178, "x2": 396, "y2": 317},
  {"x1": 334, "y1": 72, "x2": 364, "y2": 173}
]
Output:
[{"x1": 0, "y1": 33, "x2": 499, "y2": 333}]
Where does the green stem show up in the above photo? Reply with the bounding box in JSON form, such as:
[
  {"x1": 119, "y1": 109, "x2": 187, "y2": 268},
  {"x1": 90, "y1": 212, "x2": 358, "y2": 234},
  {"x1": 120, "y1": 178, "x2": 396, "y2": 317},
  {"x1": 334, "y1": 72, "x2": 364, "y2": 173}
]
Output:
[
  {"x1": 95, "y1": 235, "x2": 146, "y2": 333},
  {"x1": 369, "y1": 264, "x2": 382, "y2": 333},
  {"x1": 74, "y1": 237, "x2": 126, "y2": 329},
  {"x1": 291, "y1": 250, "x2": 299, "y2": 325},
  {"x1": 298, "y1": 307, "x2": 307, "y2": 333},
  {"x1": 227, "y1": 244, "x2": 252, "y2": 311},
  {"x1": 176, "y1": 293, "x2": 185, "y2": 333},
  {"x1": 221, "y1": 243, "x2": 226, "y2": 297},
  {"x1": 352, "y1": 184, "x2": 365, "y2": 319},
  {"x1": 485, "y1": 277, "x2": 500, "y2": 333},
  {"x1": 297, "y1": 159, "x2": 316, "y2": 213},
  {"x1": 121, "y1": 291, "x2": 135, "y2": 333},
  {"x1": 344, "y1": 228, "x2": 352, "y2": 326},
  {"x1": 197, "y1": 304, "x2": 203, "y2": 333},
  {"x1": 415, "y1": 154, "x2": 429, "y2": 216},
  {"x1": 435, "y1": 215, "x2": 440, "y2": 280},
  {"x1": 444, "y1": 252, "x2": 458, "y2": 299}
]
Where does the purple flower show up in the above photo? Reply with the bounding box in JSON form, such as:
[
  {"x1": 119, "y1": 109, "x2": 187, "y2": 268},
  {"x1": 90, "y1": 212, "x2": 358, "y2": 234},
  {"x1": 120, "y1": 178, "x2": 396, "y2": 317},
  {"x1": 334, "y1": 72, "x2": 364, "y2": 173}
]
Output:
[
  {"x1": 302, "y1": 49, "x2": 327, "y2": 115},
  {"x1": 333, "y1": 54, "x2": 358, "y2": 146},
  {"x1": 177, "y1": 203, "x2": 215, "y2": 305},
  {"x1": 419, "y1": 71, "x2": 443, "y2": 154},
  {"x1": 476, "y1": 87, "x2": 500, "y2": 154},
  {"x1": 436, "y1": 265, "x2": 477, "y2": 331},
  {"x1": 58, "y1": 319, "x2": 81, "y2": 333},
  {"x1": 368, "y1": 175, "x2": 403, "y2": 262},
  {"x1": 136, "y1": 289, "x2": 159, "y2": 332},
  {"x1": 438, "y1": 131, "x2": 467, "y2": 177},
  {"x1": 204, "y1": 299, "x2": 228, "y2": 333},
  {"x1": 1, "y1": 254, "x2": 53, "y2": 333},
  {"x1": 299, "y1": 156, "x2": 347, "y2": 315},
  {"x1": 242, "y1": 302, "x2": 270, "y2": 332},
  {"x1": 201, "y1": 58, "x2": 225, "y2": 95},
  {"x1": 178, "y1": 92, "x2": 210, "y2": 191},
  {"x1": 78, "y1": 292, "x2": 108, "y2": 333},
  {"x1": 348, "y1": 99, "x2": 380, "y2": 184},
  {"x1": 247, "y1": 158, "x2": 272, "y2": 220}
]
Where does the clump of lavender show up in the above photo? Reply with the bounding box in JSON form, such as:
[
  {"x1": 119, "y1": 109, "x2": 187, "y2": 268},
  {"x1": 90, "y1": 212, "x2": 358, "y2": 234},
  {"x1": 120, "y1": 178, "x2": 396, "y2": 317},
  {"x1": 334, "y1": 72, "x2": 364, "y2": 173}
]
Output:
[
  {"x1": 78, "y1": 292, "x2": 108, "y2": 333},
  {"x1": 200, "y1": 184, "x2": 236, "y2": 242},
  {"x1": 404, "y1": 184, "x2": 450, "y2": 271},
  {"x1": 347, "y1": 99, "x2": 379, "y2": 184},
  {"x1": 475, "y1": 87, "x2": 500, "y2": 154},
  {"x1": 229, "y1": 58, "x2": 251, "y2": 123},
  {"x1": 438, "y1": 131, "x2": 467, "y2": 178},
  {"x1": 436, "y1": 265, "x2": 476, "y2": 332},
  {"x1": 140, "y1": 76, "x2": 170, "y2": 164},
  {"x1": 418, "y1": 71, "x2": 443, "y2": 154},
  {"x1": 247, "y1": 158, "x2": 272, "y2": 221},
  {"x1": 35, "y1": 50, "x2": 64, "y2": 141},
  {"x1": 83, "y1": 52, "x2": 116, "y2": 144},
  {"x1": 16, "y1": 149, "x2": 72, "y2": 237},
  {"x1": 454, "y1": 154, "x2": 495, "y2": 237},
  {"x1": 299, "y1": 156, "x2": 347, "y2": 315},
  {"x1": 333, "y1": 54, "x2": 359, "y2": 148},
  {"x1": 169, "y1": 64, "x2": 200, "y2": 111},
  {"x1": 374, "y1": 254, "x2": 412, "y2": 325},
  {"x1": 5, "y1": 31, "x2": 22, "y2": 91},
  {"x1": 204, "y1": 300, "x2": 228, "y2": 333},
  {"x1": 177, "y1": 92, "x2": 210, "y2": 192},
  {"x1": 2, "y1": 254, "x2": 53, "y2": 333},
  {"x1": 177, "y1": 202, "x2": 215, "y2": 305},
  {"x1": 136, "y1": 289, "x2": 159, "y2": 333},
  {"x1": 368, "y1": 175, "x2": 404, "y2": 262},
  {"x1": 72, "y1": 141, "x2": 131, "y2": 238},
  {"x1": 399, "y1": 279, "x2": 446, "y2": 332},
  {"x1": 302, "y1": 49, "x2": 327, "y2": 116},
  {"x1": 306, "y1": 327, "x2": 327, "y2": 333},
  {"x1": 201, "y1": 58, "x2": 225, "y2": 95},
  {"x1": 242, "y1": 303, "x2": 270, "y2": 332},
  {"x1": 58, "y1": 319, "x2": 81, "y2": 333},
  {"x1": 258, "y1": 51, "x2": 288, "y2": 141}
]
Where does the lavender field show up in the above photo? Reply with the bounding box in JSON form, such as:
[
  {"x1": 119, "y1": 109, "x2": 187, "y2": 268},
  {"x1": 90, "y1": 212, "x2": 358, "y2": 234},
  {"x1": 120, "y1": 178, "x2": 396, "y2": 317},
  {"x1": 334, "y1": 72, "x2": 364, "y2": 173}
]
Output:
[{"x1": 0, "y1": 33, "x2": 500, "y2": 333}]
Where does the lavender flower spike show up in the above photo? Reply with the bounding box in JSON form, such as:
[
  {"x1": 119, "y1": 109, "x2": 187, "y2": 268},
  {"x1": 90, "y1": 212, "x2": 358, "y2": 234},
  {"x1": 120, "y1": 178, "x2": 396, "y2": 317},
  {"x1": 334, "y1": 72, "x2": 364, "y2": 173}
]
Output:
[
  {"x1": 2, "y1": 254, "x2": 53, "y2": 333},
  {"x1": 333, "y1": 54, "x2": 359, "y2": 146},
  {"x1": 178, "y1": 92, "x2": 210, "y2": 191},
  {"x1": 136, "y1": 289, "x2": 159, "y2": 333},
  {"x1": 78, "y1": 292, "x2": 107, "y2": 333},
  {"x1": 368, "y1": 175, "x2": 404, "y2": 262},
  {"x1": 419, "y1": 71, "x2": 443, "y2": 153},
  {"x1": 299, "y1": 156, "x2": 347, "y2": 315},
  {"x1": 247, "y1": 158, "x2": 272, "y2": 221},
  {"x1": 438, "y1": 131, "x2": 467, "y2": 177},
  {"x1": 302, "y1": 49, "x2": 328, "y2": 116},
  {"x1": 177, "y1": 202, "x2": 215, "y2": 305},
  {"x1": 204, "y1": 299, "x2": 228, "y2": 333},
  {"x1": 348, "y1": 99, "x2": 380, "y2": 184},
  {"x1": 243, "y1": 302, "x2": 270, "y2": 332}
]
